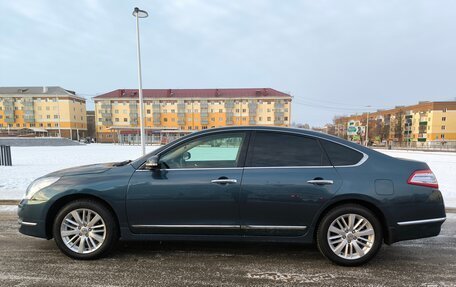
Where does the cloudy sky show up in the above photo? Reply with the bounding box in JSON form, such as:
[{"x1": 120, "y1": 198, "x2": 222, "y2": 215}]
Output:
[{"x1": 1, "y1": 0, "x2": 455, "y2": 126}]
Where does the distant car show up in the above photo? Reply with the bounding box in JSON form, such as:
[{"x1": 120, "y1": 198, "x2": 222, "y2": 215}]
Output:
[{"x1": 18, "y1": 126, "x2": 446, "y2": 266}]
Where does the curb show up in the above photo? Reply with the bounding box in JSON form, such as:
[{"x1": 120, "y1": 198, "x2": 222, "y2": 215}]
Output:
[
  {"x1": 0, "y1": 200, "x2": 20, "y2": 205},
  {"x1": 1, "y1": 200, "x2": 455, "y2": 213}
]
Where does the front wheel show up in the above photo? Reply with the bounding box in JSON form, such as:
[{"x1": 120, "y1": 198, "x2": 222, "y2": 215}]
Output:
[
  {"x1": 52, "y1": 199, "x2": 118, "y2": 260},
  {"x1": 316, "y1": 204, "x2": 383, "y2": 266}
]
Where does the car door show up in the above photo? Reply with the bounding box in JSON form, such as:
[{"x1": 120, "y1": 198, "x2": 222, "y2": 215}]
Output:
[
  {"x1": 126, "y1": 131, "x2": 249, "y2": 235},
  {"x1": 240, "y1": 131, "x2": 342, "y2": 236}
]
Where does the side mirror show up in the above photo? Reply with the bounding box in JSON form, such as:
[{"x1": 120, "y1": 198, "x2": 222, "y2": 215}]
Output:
[
  {"x1": 182, "y1": 151, "x2": 191, "y2": 161},
  {"x1": 145, "y1": 155, "x2": 159, "y2": 170}
]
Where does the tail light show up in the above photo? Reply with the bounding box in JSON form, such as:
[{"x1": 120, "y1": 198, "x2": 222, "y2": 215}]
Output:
[{"x1": 407, "y1": 169, "x2": 438, "y2": 188}]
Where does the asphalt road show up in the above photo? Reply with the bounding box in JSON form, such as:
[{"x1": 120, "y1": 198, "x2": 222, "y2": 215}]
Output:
[{"x1": 1, "y1": 208, "x2": 455, "y2": 287}]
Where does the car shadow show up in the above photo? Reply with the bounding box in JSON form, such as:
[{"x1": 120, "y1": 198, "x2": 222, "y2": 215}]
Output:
[{"x1": 111, "y1": 240, "x2": 321, "y2": 259}]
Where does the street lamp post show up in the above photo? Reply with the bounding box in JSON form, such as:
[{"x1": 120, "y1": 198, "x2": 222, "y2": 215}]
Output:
[
  {"x1": 365, "y1": 105, "x2": 371, "y2": 146},
  {"x1": 132, "y1": 7, "x2": 148, "y2": 156}
]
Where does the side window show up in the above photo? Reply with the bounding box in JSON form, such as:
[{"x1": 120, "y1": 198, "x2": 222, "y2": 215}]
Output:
[
  {"x1": 159, "y1": 132, "x2": 245, "y2": 169},
  {"x1": 249, "y1": 132, "x2": 329, "y2": 167},
  {"x1": 320, "y1": 140, "x2": 364, "y2": 166}
]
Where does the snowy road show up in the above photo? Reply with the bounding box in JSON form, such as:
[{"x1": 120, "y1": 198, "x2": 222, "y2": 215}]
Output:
[
  {"x1": 1, "y1": 209, "x2": 455, "y2": 286},
  {"x1": 0, "y1": 144, "x2": 454, "y2": 207}
]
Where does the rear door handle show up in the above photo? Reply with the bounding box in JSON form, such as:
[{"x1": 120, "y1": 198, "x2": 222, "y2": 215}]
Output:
[
  {"x1": 211, "y1": 179, "x2": 238, "y2": 184},
  {"x1": 307, "y1": 179, "x2": 334, "y2": 185}
]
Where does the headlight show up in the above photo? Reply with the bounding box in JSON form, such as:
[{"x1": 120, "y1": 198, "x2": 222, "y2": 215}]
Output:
[{"x1": 25, "y1": 177, "x2": 60, "y2": 200}]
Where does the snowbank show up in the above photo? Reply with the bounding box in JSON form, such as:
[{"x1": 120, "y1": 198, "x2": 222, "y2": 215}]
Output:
[{"x1": 0, "y1": 145, "x2": 158, "y2": 199}]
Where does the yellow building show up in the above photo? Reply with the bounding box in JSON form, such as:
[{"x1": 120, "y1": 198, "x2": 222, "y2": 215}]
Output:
[
  {"x1": 0, "y1": 86, "x2": 87, "y2": 139},
  {"x1": 94, "y1": 88, "x2": 292, "y2": 143},
  {"x1": 334, "y1": 101, "x2": 456, "y2": 146}
]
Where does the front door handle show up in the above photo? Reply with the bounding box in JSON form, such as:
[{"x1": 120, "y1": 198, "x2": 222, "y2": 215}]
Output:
[
  {"x1": 211, "y1": 179, "x2": 238, "y2": 184},
  {"x1": 307, "y1": 179, "x2": 334, "y2": 185}
]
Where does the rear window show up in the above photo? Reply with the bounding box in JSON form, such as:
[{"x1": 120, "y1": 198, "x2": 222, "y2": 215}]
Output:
[
  {"x1": 249, "y1": 132, "x2": 330, "y2": 167},
  {"x1": 320, "y1": 140, "x2": 364, "y2": 166}
]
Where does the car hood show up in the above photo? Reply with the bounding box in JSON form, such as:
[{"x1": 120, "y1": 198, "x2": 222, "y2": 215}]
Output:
[{"x1": 47, "y1": 163, "x2": 117, "y2": 177}]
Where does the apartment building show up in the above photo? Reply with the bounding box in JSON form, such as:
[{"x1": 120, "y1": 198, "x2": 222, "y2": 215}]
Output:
[
  {"x1": 334, "y1": 101, "x2": 456, "y2": 146},
  {"x1": 0, "y1": 86, "x2": 87, "y2": 139},
  {"x1": 93, "y1": 88, "x2": 292, "y2": 143}
]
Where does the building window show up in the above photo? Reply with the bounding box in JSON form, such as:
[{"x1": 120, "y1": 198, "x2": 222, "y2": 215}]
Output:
[
  {"x1": 441, "y1": 134, "x2": 445, "y2": 139},
  {"x1": 219, "y1": 117, "x2": 223, "y2": 121},
  {"x1": 115, "y1": 118, "x2": 119, "y2": 122},
  {"x1": 442, "y1": 125, "x2": 446, "y2": 130},
  {"x1": 124, "y1": 118, "x2": 128, "y2": 122},
  {"x1": 115, "y1": 109, "x2": 119, "y2": 114},
  {"x1": 443, "y1": 108, "x2": 447, "y2": 112},
  {"x1": 147, "y1": 109, "x2": 151, "y2": 114},
  {"x1": 267, "y1": 117, "x2": 271, "y2": 121},
  {"x1": 284, "y1": 117, "x2": 288, "y2": 121},
  {"x1": 442, "y1": 117, "x2": 446, "y2": 121},
  {"x1": 242, "y1": 109, "x2": 246, "y2": 113},
  {"x1": 219, "y1": 109, "x2": 223, "y2": 113},
  {"x1": 164, "y1": 118, "x2": 168, "y2": 122},
  {"x1": 259, "y1": 117, "x2": 262, "y2": 121},
  {"x1": 47, "y1": 115, "x2": 51, "y2": 119}
]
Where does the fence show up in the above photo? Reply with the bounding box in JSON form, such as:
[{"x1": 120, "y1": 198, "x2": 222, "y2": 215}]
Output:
[
  {"x1": 374, "y1": 141, "x2": 456, "y2": 152},
  {"x1": 0, "y1": 145, "x2": 12, "y2": 166}
]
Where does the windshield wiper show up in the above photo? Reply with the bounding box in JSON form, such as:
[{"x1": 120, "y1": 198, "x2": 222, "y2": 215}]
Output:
[{"x1": 113, "y1": 160, "x2": 132, "y2": 167}]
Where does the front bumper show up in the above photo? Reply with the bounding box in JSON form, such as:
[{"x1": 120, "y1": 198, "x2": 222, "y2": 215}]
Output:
[{"x1": 17, "y1": 199, "x2": 49, "y2": 239}]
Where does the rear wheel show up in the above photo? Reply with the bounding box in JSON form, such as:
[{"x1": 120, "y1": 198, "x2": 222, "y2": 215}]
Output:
[
  {"x1": 316, "y1": 204, "x2": 383, "y2": 266},
  {"x1": 52, "y1": 199, "x2": 118, "y2": 260}
]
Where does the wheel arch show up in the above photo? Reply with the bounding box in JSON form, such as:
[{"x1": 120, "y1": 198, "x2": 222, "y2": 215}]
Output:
[
  {"x1": 45, "y1": 193, "x2": 120, "y2": 239},
  {"x1": 312, "y1": 197, "x2": 391, "y2": 244}
]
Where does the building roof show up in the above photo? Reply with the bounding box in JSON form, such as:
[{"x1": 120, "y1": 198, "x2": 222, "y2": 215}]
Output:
[
  {"x1": 94, "y1": 88, "x2": 291, "y2": 100},
  {"x1": 0, "y1": 86, "x2": 84, "y2": 100}
]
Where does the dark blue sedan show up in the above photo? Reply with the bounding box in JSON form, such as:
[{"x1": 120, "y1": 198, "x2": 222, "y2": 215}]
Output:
[{"x1": 18, "y1": 126, "x2": 446, "y2": 266}]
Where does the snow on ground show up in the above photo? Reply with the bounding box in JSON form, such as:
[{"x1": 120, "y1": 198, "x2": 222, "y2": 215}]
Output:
[
  {"x1": 376, "y1": 149, "x2": 456, "y2": 208},
  {"x1": 0, "y1": 144, "x2": 159, "y2": 200},
  {"x1": 0, "y1": 145, "x2": 454, "y2": 208}
]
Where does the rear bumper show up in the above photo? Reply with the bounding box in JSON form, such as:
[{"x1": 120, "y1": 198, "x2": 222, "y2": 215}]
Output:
[{"x1": 387, "y1": 217, "x2": 446, "y2": 244}]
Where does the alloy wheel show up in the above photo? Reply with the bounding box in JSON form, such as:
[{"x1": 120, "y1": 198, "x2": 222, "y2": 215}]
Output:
[
  {"x1": 327, "y1": 213, "x2": 375, "y2": 260},
  {"x1": 60, "y1": 208, "x2": 106, "y2": 254}
]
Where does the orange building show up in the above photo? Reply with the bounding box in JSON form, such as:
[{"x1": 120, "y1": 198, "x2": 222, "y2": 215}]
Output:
[
  {"x1": 0, "y1": 86, "x2": 87, "y2": 139},
  {"x1": 334, "y1": 101, "x2": 456, "y2": 146},
  {"x1": 94, "y1": 88, "x2": 292, "y2": 143}
]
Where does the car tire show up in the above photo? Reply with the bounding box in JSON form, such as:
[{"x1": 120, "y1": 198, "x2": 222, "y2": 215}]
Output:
[
  {"x1": 52, "y1": 199, "x2": 118, "y2": 260},
  {"x1": 316, "y1": 204, "x2": 383, "y2": 266}
]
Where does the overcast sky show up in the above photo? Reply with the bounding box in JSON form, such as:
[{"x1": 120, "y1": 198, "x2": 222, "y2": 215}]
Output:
[{"x1": 1, "y1": 0, "x2": 455, "y2": 126}]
